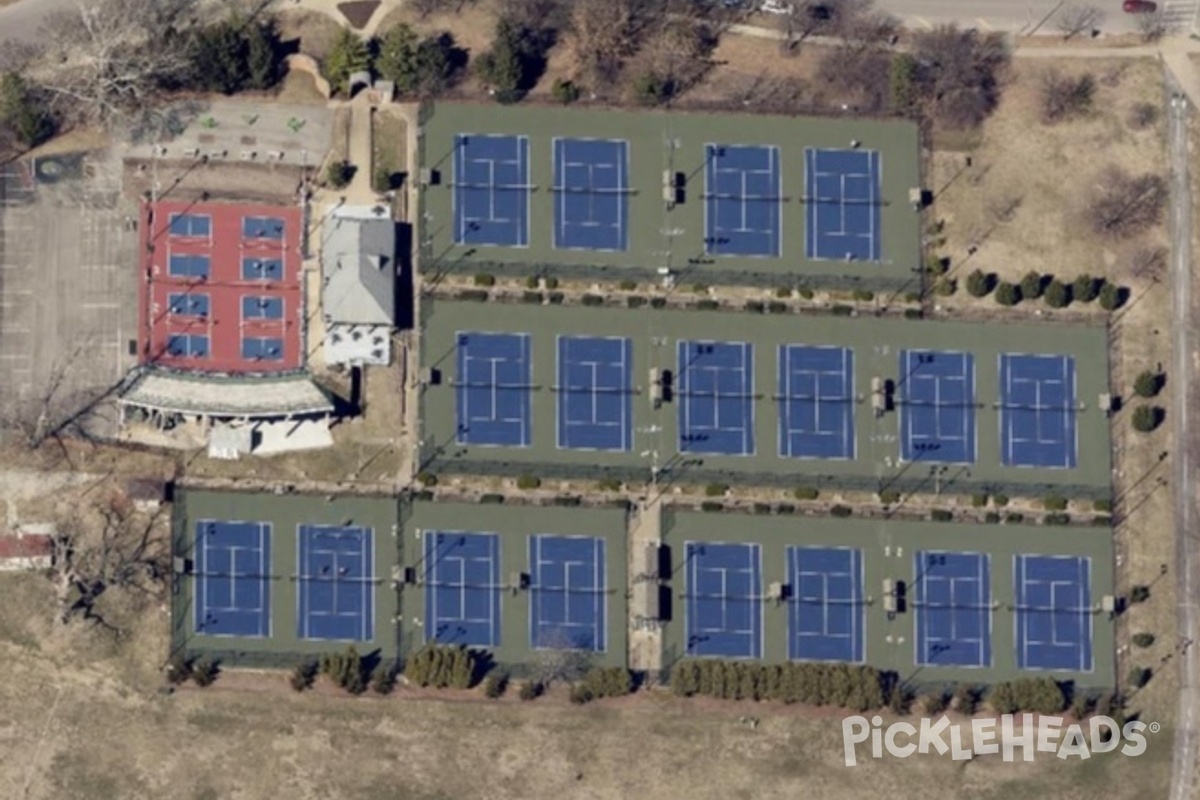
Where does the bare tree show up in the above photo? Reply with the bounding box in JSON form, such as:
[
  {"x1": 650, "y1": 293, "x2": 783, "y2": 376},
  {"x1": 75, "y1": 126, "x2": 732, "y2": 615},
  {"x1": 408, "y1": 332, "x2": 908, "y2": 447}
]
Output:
[
  {"x1": 53, "y1": 494, "x2": 169, "y2": 634},
  {"x1": 776, "y1": 0, "x2": 823, "y2": 54},
  {"x1": 38, "y1": 0, "x2": 198, "y2": 126},
  {"x1": 1128, "y1": 244, "x2": 1168, "y2": 283},
  {"x1": 1054, "y1": 4, "x2": 1104, "y2": 40},
  {"x1": 1085, "y1": 166, "x2": 1167, "y2": 240},
  {"x1": 911, "y1": 25, "x2": 1010, "y2": 130},
  {"x1": 634, "y1": 11, "x2": 717, "y2": 99},
  {"x1": 0, "y1": 340, "x2": 116, "y2": 451},
  {"x1": 1135, "y1": 10, "x2": 1167, "y2": 42},
  {"x1": 1039, "y1": 69, "x2": 1095, "y2": 124},
  {"x1": 494, "y1": 0, "x2": 568, "y2": 30},
  {"x1": 565, "y1": 0, "x2": 651, "y2": 88}
]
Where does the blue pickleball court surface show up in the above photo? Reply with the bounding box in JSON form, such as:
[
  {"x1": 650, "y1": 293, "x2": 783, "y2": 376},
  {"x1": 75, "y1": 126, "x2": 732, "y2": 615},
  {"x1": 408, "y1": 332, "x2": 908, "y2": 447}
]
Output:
[
  {"x1": 778, "y1": 345, "x2": 855, "y2": 460},
  {"x1": 557, "y1": 335, "x2": 633, "y2": 452},
  {"x1": 677, "y1": 340, "x2": 755, "y2": 456},
  {"x1": 194, "y1": 520, "x2": 271, "y2": 638},
  {"x1": 788, "y1": 546, "x2": 865, "y2": 662},
  {"x1": 423, "y1": 531, "x2": 502, "y2": 647},
  {"x1": 899, "y1": 349, "x2": 976, "y2": 464},
  {"x1": 914, "y1": 551, "x2": 992, "y2": 668},
  {"x1": 553, "y1": 138, "x2": 629, "y2": 251},
  {"x1": 1000, "y1": 354, "x2": 1078, "y2": 469},
  {"x1": 453, "y1": 134, "x2": 530, "y2": 247},
  {"x1": 529, "y1": 535, "x2": 607, "y2": 652},
  {"x1": 297, "y1": 525, "x2": 374, "y2": 642},
  {"x1": 1014, "y1": 554, "x2": 1093, "y2": 672},
  {"x1": 686, "y1": 542, "x2": 763, "y2": 659},
  {"x1": 805, "y1": 148, "x2": 881, "y2": 261},
  {"x1": 704, "y1": 144, "x2": 781, "y2": 258},
  {"x1": 455, "y1": 331, "x2": 532, "y2": 447}
]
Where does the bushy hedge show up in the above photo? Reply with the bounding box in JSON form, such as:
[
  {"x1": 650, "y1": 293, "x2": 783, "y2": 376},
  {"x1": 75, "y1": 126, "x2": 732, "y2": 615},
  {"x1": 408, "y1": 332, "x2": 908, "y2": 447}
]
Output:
[
  {"x1": 986, "y1": 677, "x2": 1066, "y2": 715},
  {"x1": 404, "y1": 644, "x2": 479, "y2": 689},
  {"x1": 670, "y1": 660, "x2": 885, "y2": 711},
  {"x1": 320, "y1": 647, "x2": 366, "y2": 694},
  {"x1": 571, "y1": 667, "x2": 634, "y2": 703}
]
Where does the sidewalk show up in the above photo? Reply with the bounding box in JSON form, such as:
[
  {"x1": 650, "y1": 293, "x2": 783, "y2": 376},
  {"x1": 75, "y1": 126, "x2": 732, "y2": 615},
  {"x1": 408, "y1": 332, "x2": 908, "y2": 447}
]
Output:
[{"x1": 271, "y1": 0, "x2": 404, "y2": 36}]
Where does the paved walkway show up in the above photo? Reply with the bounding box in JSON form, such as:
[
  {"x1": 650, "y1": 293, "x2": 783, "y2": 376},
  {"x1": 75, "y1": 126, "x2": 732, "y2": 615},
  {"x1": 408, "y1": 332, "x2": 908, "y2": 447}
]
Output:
[{"x1": 271, "y1": 0, "x2": 403, "y2": 36}]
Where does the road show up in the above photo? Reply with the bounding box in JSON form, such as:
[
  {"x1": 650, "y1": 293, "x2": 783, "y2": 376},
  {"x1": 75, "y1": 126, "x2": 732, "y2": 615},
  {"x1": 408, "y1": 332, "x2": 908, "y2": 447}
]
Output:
[
  {"x1": 871, "y1": 0, "x2": 1197, "y2": 34},
  {"x1": 1167, "y1": 70, "x2": 1200, "y2": 800},
  {"x1": 0, "y1": 0, "x2": 76, "y2": 46}
]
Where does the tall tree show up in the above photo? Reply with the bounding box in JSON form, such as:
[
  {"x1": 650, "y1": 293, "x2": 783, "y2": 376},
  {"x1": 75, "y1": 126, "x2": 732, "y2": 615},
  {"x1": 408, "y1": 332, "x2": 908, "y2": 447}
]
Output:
[
  {"x1": 375, "y1": 23, "x2": 422, "y2": 93},
  {"x1": 245, "y1": 21, "x2": 282, "y2": 91},
  {"x1": 40, "y1": 0, "x2": 197, "y2": 124},
  {"x1": 0, "y1": 72, "x2": 55, "y2": 148},
  {"x1": 323, "y1": 27, "x2": 371, "y2": 95}
]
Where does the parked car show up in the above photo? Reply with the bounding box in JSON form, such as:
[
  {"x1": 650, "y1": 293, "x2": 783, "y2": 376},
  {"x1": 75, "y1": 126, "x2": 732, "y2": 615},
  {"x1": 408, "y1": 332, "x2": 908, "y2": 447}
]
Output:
[
  {"x1": 1123, "y1": 0, "x2": 1157, "y2": 12},
  {"x1": 760, "y1": 0, "x2": 794, "y2": 14}
]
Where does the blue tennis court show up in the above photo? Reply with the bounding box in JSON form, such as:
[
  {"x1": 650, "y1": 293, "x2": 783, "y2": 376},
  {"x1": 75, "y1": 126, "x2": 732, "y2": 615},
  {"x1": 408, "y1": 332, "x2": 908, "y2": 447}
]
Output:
[
  {"x1": 553, "y1": 138, "x2": 629, "y2": 251},
  {"x1": 677, "y1": 340, "x2": 755, "y2": 456},
  {"x1": 529, "y1": 535, "x2": 607, "y2": 652},
  {"x1": 899, "y1": 349, "x2": 976, "y2": 464},
  {"x1": 704, "y1": 144, "x2": 781, "y2": 258},
  {"x1": 453, "y1": 134, "x2": 529, "y2": 247},
  {"x1": 1000, "y1": 354, "x2": 1078, "y2": 469},
  {"x1": 194, "y1": 520, "x2": 270, "y2": 638},
  {"x1": 914, "y1": 551, "x2": 992, "y2": 668},
  {"x1": 805, "y1": 148, "x2": 881, "y2": 261},
  {"x1": 455, "y1": 331, "x2": 532, "y2": 447},
  {"x1": 1014, "y1": 555, "x2": 1093, "y2": 672},
  {"x1": 788, "y1": 546, "x2": 864, "y2": 663},
  {"x1": 423, "y1": 531, "x2": 502, "y2": 647},
  {"x1": 686, "y1": 542, "x2": 762, "y2": 658},
  {"x1": 297, "y1": 525, "x2": 374, "y2": 642},
  {"x1": 557, "y1": 335, "x2": 632, "y2": 452},
  {"x1": 778, "y1": 345, "x2": 855, "y2": 460}
]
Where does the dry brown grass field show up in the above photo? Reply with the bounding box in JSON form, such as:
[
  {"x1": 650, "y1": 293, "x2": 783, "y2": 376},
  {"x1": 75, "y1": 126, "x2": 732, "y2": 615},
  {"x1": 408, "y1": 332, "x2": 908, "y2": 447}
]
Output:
[{"x1": 0, "y1": 569, "x2": 1175, "y2": 800}]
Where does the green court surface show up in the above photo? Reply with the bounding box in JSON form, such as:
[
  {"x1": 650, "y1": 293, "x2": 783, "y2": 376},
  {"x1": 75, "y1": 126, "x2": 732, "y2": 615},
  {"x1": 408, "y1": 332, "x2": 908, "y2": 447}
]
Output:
[
  {"x1": 417, "y1": 102, "x2": 921, "y2": 291},
  {"x1": 171, "y1": 489, "x2": 402, "y2": 666},
  {"x1": 419, "y1": 298, "x2": 1113, "y2": 498},
  {"x1": 396, "y1": 500, "x2": 629, "y2": 671},
  {"x1": 172, "y1": 490, "x2": 628, "y2": 672},
  {"x1": 660, "y1": 510, "x2": 1115, "y2": 687}
]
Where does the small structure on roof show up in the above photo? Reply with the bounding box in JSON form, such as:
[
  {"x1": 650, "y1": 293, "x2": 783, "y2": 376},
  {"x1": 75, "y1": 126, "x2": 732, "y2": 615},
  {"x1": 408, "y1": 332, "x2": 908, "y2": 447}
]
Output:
[
  {"x1": 321, "y1": 204, "x2": 397, "y2": 367},
  {"x1": 124, "y1": 478, "x2": 167, "y2": 512},
  {"x1": 0, "y1": 526, "x2": 54, "y2": 572}
]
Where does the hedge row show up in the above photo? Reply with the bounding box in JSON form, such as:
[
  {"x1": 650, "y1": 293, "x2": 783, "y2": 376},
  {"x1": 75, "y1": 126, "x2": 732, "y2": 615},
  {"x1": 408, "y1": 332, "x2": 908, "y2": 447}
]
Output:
[
  {"x1": 404, "y1": 644, "x2": 479, "y2": 689},
  {"x1": 670, "y1": 659, "x2": 886, "y2": 712},
  {"x1": 571, "y1": 667, "x2": 634, "y2": 703},
  {"x1": 986, "y1": 677, "x2": 1065, "y2": 715}
]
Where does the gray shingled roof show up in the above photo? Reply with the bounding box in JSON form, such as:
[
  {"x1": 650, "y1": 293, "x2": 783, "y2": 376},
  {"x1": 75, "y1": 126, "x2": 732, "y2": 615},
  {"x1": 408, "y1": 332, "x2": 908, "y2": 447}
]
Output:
[{"x1": 321, "y1": 206, "x2": 397, "y2": 326}]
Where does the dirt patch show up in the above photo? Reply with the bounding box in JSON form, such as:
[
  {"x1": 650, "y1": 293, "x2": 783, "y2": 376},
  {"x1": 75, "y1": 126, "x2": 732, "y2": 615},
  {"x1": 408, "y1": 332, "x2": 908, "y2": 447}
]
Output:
[
  {"x1": 276, "y1": 70, "x2": 328, "y2": 106},
  {"x1": 275, "y1": 8, "x2": 345, "y2": 62},
  {"x1": 338, "y1": 0, "x2": 381, "y2": 29},
  {"x1": 372, "y1": 107, "x2": 407, "y2": 186},
  {"x1": 0, "y1": 618, "x2": 1176, "y2": 800},
  {"x1": 376, "y1": 1, "x2": 496, "y2": 57},
  {"x1": 123, "y1": 157, "x2": 309, "y2": 205},
  {"x1": 927, "y1": 58, "x2": 1166, "y2": 307}
]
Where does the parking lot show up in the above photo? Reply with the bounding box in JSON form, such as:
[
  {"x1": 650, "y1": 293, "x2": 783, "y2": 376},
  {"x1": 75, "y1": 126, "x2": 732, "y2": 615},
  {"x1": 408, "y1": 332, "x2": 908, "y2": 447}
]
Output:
[{"x1": 0, "y1": 150, "x2": 139, "y2": 438}]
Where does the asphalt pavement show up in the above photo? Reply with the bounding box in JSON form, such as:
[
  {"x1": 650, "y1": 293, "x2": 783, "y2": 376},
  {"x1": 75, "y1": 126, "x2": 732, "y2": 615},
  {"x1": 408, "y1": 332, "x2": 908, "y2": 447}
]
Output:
[
  {"x1": 871, "y1": 0, "x2": 1187, "y2": 34},
  {"x1": 0, "y1": 0, "x2": 77, "y2": 46},
  {"x1": 1166, "y1": 72, "x2": 1200, "y2": 800}
]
